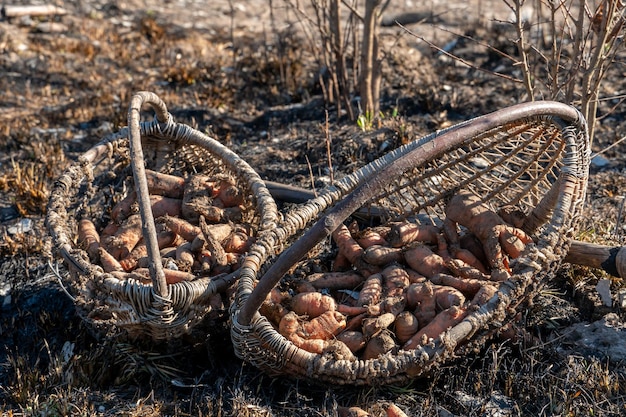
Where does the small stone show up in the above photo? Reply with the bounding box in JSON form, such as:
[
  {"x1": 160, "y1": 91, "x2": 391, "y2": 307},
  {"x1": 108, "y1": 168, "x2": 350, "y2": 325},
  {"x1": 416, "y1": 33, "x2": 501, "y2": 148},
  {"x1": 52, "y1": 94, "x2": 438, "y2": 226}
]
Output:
[{"x1": 617, "y1": 289, "x2": 626, "y2": 309}]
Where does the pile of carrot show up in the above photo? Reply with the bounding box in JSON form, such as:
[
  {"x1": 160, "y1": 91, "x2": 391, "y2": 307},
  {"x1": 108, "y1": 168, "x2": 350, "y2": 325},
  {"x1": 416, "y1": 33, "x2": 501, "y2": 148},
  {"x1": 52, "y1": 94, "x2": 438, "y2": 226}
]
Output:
[
  {"x1": 77, "y1": 169, "x2": 255, "y2": 286},
  {"x1": 259, "y1": 190, "x2": 534, "y2": 360}
]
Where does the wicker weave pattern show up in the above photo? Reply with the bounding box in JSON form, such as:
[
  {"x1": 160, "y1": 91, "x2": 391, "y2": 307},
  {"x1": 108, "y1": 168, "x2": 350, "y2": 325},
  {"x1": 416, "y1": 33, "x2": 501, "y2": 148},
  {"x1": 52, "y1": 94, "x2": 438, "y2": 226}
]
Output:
[
  {"x1": 47, "y1": 92, "x2": 279, "y2": 341},
  {"x1": 231, "y1": 101, "x2": 590, "y2": 385}
]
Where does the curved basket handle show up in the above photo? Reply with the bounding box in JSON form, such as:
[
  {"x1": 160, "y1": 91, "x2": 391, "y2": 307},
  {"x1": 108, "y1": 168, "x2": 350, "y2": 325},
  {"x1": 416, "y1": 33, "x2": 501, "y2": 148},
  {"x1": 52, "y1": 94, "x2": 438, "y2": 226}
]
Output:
[
  {"x1": 237, "y1": 101, "x2": 588, "y2": 326},
  {"x1": 128, "y1": 91, "x2": 172, "y2": 299}
]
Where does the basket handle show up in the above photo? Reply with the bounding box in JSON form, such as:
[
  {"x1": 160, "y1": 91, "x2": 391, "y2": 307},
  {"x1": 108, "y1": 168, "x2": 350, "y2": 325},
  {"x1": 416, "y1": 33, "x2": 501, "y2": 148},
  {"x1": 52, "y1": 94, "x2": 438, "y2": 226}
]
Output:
[{"x1": 128, "y1": 91, "x2": 172, "y2": 299}]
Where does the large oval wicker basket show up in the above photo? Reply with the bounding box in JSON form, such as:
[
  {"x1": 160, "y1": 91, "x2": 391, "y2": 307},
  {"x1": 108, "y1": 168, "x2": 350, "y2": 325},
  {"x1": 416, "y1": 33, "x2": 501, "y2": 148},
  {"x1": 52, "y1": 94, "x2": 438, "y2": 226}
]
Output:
[
  {"x1": 46, "y1": 91, "x2": 279, "y2": 341},
  {"x1": 231, "y1": 101, "x2": 590, "y2": 385}
]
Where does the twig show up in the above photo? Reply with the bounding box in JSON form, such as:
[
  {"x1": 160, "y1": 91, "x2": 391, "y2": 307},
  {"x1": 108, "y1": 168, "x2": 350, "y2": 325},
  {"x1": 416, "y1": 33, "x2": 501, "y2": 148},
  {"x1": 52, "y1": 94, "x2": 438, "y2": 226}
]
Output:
[{"x1": 323, "y1": 109, "x2": 334, "y2": 185}]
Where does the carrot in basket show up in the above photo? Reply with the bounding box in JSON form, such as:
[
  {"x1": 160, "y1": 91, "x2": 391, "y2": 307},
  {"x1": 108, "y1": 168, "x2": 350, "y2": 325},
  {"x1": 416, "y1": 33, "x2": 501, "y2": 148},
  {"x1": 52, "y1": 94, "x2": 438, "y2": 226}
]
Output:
[
  {"x1": 402, "y1": 305, "x2": 467, "y2": 350},
  {"x1": 78, "y1": 218, "x2": 100, "y2": 260},
  {"x1": 144, "y1": 169, "x2": 186, "y2": 198},
  {"x1": 111, "y1": 190, "x2": 137, "y2": 223},
  {"x1": 162, "y1": 215, "x2": 201, "y2": 241},
  {"x1": 291, "y1": 292, "x2": 337, "y2": 318},
  {"x1": 332, "y1": 223, "x2": 364, "y2": 265},
  {"x1": 405, "y1": 282, "x2": 437, "y2": 326},
  {"x1": 279, "y1": 311, "x2": 346, "y2": 353},
  {"x1": 429, "y1": 273, "x2": 485, "y2": 298},
  {"x1": 362, "y1": 312, "x2": 396, "y2": 338},
  {"x1": 106, "y1": 214, "x2": 143, "y2": 259},
  {"x1": 175, "y1": 241, "x2": 195, "y2": 268},
  {"x1": 445, "y1": 190, "x2": 533, "y2": 279},
  {"x1": 404, "y1": 243, "x2": 449, "y2": 278},
  {"x1": 98, "y1": 247, "x2": 123, "y2": 273},
  {"x1": 355, "y1": 227, "x2": 389, "y2": 248},
  {"x1": 306, "y1": 271, "x2": 367, "y2": 291},
  {"x1": 362, "y1": 245, "x2": 404, "y2": 266},
  {"x1": 133, "y1": 267, "x2": 196, "y2": 284},
  {"x1": 356, "y1": 273, "x2": 383, "y2": 307},
  {"x1": 381, "y1": 263, "x2": 410, "y2": 297},
  {"x1": 387, "y1": 221, "x2": 440, "y2": 247},
  {"x1": 394, "y1": 311, "x2": 419, "y2": 344},
  {"x1": 362, "y1": 330, "x2": 397, "y2": 360},
  {"x1": 336, "y1": 330, "x2": 367, "y2": 353},
  {"x1": 217, "y1": 180, "x2": 244, "y2": 207},
  {"x1": 149, "y1": 195, "x2": 183, "y2": 219},
  {"x1": 223, "y1": 230, "x2": 254, "y2": 254}
]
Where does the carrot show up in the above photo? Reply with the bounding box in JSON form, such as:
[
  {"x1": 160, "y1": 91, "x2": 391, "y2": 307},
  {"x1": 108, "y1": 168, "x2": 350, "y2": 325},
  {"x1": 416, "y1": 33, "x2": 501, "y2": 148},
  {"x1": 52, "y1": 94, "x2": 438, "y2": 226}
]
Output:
[
  {"x1": 405, "y1": 268, "x2": 426, "y2": 284},
  {"x1": 429, "y1": 273, "x2": 484, "y2": 298},
  {"x1": 433, "y1": 285, "x2": 466, "y2": 311},
  {"x1": 402, "y1": 306, "x2": 467, "y2": 350},
  {"x1": 260, "y1": 298, "x2": 289, "y2": 327},
  {"x1": 291, "y1": 292, "x2": 337, "y2": 318},
  {"x1": 405, "y1": 282, "x2": 437, "y2": 326},
  {"x1": 469, "y1": 284, "x2": 498, "y2": 308},
  {"x1": 162, "y1": 215, "x2": 201, "y2": 241},
  {"x1": 306, "y1": 271, "x2": 367, "y2": 291},
  {"x1": 356, "y1": 273, "x2": 383, "y2": 307},
  {"x1": 445, "y1": 190, "x2": 533, "y2": 279},
  {"x1": 381, "y1": 263, "x2": 410, "y2": 297},
  {"x1": 387, "y1": 221, "x2": 439, "y2": 247},
  {"x1": 446, "y1": 258, "x2": 492, "y2": 281},
  {"x1": 362, "y1": 330, "x2": 397, "y2": 360},
  {"x1": 181, "y1": 174, "x2": 219, "y2": 223},
  {"x1": 332, "y1": 223, "x2": 364, "y2": 265},
  {"x1": 223, "y1": 230, "x2": 254, "y2": 254},
  {"x1": 438, "y1": 233, "x2": 488, "y2": 274},
  {"x1": 100, "y1": 222, "x2": 119, "y2": 237},
  {"x1": 386, "y1": 403, "x2": 409, "y2": 417},
  {"x1": 144, "y1": 169, "x2": 185, "y2": 198},
  {"x1": 355, "y1": 227, "x2": 389, "y2": 248},
  {"x1": 119, "y1": 230, "x2": 177, "y2": 272},
  {"x1": 78, "y1": 218, "x2": 100, "y2": 260},
  {"x1": 133, "y1": 267, "x2": 196, "y2": 284},
  {"x1": 111, "y1": 190, "x2": 137, "y2": 223},
  {"x1": 362, "y1": 312, "x2": 396, "y2": 338},
  {"x1": 332, "y1": 251, "x2": 352, "y2": 272},
  {"x1": 279, "y1": 311, "x2": 346, "y2": 348},
  {"x1": 497, "y1": 205, "x2": 527, "y2": 228},
  {"x1": 98, "y1": 247, "x2": 123, "y2": 272},
  {"x1": 149, "y1": 195, "x2": 182, "y2": 219},
  {"x1": 449, "y1": 246, "x2": 489, "y2": 274},
  {"x1": 394, "y1": 311, "x2": 419, "y2": 344},
  {"x1": 175, "y1": 241, "x2": 195, "y2": 267},
  {"x1": 106, "y1": 214, "x2": 143, "y2": 259},
  {"x1": 403, "y1": 243, "x2": 449, "y2": 278},
  {"x1": 336, "y1": 330, "x2": 367, "y2": 353},
  {"x1": 362, "y1": 245, "x2": 403, "y2": 266},
  {"x1": 217, "y1": 180, "x2": 244, "y2": 207},
  {"x1": 199, "y1": 215, "x2": 228, "y2": 267}
]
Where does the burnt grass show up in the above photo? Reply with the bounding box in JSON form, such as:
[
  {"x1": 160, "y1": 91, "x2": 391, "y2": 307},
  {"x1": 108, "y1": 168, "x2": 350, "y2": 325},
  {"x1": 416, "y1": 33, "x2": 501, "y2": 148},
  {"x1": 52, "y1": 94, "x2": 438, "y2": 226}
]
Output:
[{"x1": 1, "y1": 2, "x2": 626, "y2": 416}]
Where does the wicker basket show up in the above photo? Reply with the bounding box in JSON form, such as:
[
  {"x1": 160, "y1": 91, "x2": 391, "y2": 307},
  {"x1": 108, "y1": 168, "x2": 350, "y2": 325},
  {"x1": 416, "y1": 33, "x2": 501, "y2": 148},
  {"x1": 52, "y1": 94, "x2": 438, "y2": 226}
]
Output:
[
  {"x1": 46, "y1": 91, "x2": 279, "y2": 341},
  {"x1": 231, "y1": 101, "x2": 590, "y2": 385}
]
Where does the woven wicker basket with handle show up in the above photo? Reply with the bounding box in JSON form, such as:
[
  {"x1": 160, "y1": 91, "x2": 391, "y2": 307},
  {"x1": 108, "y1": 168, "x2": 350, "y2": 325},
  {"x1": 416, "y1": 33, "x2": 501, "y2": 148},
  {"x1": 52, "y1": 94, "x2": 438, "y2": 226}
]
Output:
[
  {"x1": 46, "y1": 91, "x2": 279, "y2": 341},
  {"x1": 231, "y1": 101, "x2": 590, "y2": 385}
]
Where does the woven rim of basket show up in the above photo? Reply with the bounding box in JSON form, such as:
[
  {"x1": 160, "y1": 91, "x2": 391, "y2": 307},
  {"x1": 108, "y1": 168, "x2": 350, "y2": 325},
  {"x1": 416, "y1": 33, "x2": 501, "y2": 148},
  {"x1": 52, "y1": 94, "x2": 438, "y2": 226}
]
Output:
[
  {"x1": 230, "y1": 101, "x2": 590, "y2": 385},
  {"x1": 46, "y1": 91, "x2": 279, "y2": 339}
]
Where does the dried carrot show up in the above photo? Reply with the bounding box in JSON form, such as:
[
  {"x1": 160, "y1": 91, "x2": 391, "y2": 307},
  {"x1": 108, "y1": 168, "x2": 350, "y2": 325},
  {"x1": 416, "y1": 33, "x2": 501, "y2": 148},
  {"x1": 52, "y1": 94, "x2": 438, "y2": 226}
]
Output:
[
  {"x1": 144, "y1": 169, "x2": 185, "y2": 198},
  {"x1": 78, "y1": 218, "x2": 100, "y2": 260},
  {"x1": 387, "y1": 221, "x2": 440, "y2": 247},
  {"x1": 402, "y1": 306, "x2": 467, "y2": 350}
]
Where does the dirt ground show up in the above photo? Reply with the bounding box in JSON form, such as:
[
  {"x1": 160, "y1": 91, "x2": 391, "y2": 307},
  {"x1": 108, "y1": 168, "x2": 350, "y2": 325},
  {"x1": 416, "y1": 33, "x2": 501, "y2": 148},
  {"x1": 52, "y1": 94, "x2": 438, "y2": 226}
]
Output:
[{"x1": 1, "y1": 0, "x2": 626, "y2": 416}]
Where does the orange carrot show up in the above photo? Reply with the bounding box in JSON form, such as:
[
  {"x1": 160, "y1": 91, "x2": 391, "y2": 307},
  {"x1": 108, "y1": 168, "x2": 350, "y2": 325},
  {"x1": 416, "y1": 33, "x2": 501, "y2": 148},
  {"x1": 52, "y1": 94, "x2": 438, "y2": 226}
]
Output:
[
  {"x1": 362, "y1": 245, "x2": 404, "y2": 266},
  {"x1": 406, "y1": 282, "x2": 437, "y2": 326},
  {"x1": 469, "y1": 284, "x2": 498, "y2": 307},
  {"x1": 402, "y1": 306, "x2": 467, "y2": 350},
  {"x1": 100, "y1": 222, "x2": 119, "y2": 237},
  {"x1": 78, "y1": 218, "x2": 100, "y2": 260},
  {"x1": 298, "y1": 310, "x2": 346, "y2": 340},
  {"x1": 387, "y1": 221, "x2": 439, "y2": 247},
  {"x1": 332, "y1": 223, "x2": 364, "y2": 265},
  {"x1": 106, "y1": 214, "x2": 143, "y2": 259},
  {"x1": 356, "y1": 273, "x2": 383, "y2": 307},
  {"x1": 338, "y1": 406, "x2": 371, "y2": 417},
  {"x1": 111, "y1": 191, "x2": 137, "y2": 223},
  {"x1": 223, "y1": 230, "x2": 254, "y2": 254},
  {"x1": 336, "y1": 330, "x2": 367, "y2": 353},
  {"x1": 306, "y1": 271, "x2": 366, "y2": 291},
  {"x1": 332, "y1": 251, "x2": 352, "y2": 271},
  {"x1": 291, "y1": 292, "x2": 337, "y2": 318},
  {"x1": 119, "y1": 230, "x2": 177, "y2": 272},
  {"x1": 403, "y1": 243, "x2": 450, "y2": 278},
  {"x1": 98, "y1": 247, "x2": 123, "y2": 272},
  {"x1": 362, "y1": 312, "x2": 396, "y2": 338},
  {"x1": 355, "y1": 227, "x2": 389, "y2": 248},
  {"x1": 162, "y1": 215, "x2": 201, "y2": 241},
  {"x1": 362, "y1": 330, "x2": 397, "y2": 360},
  {"x1": 429, "y1": 273, "x2": 484, "y2": 298},
  {"x1": 394, "y1": 311, "x2": 419, "y2": 344},
  {"x1": 217, "y1": 180, "x2": 244, "y2": 207},
  {"x1": 144, "y1": 169, "x2": 186, "y2": 198},
  {"x1": 175, "y1": 241, "x2": 195, "y2": 267},
  {"x1": 445, "y1": 190, "x2": 533, "y2": 278},
  {"x1": 133, "y1": 267, "x2": 196, "y2": 284},
  {"x1": 149, "y1": 195, "x2": 183, "y2": 219},
  {"x1": 381, "y1": 264, "x2": 410, "y2": 297}
]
